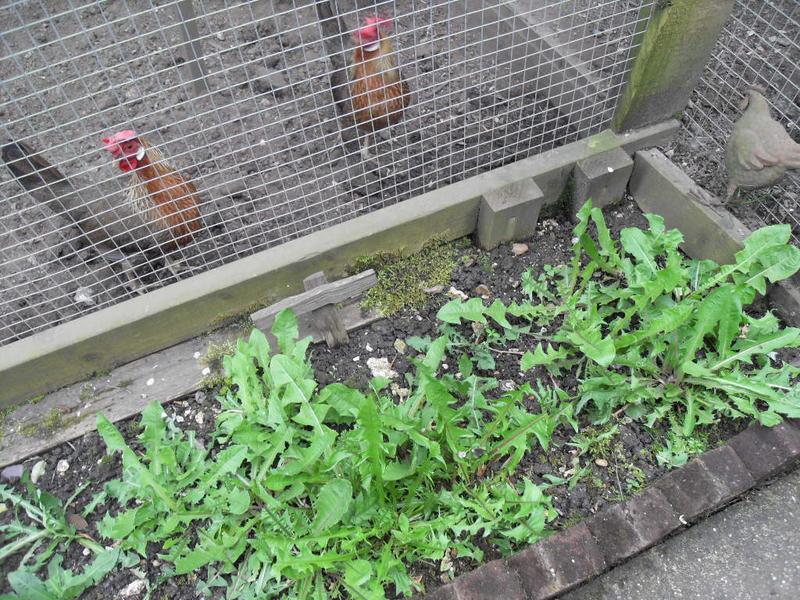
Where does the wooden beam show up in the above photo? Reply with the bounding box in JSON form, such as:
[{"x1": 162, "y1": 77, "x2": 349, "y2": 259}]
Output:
[
  {"x1": 176, "y1": 0, "x2": 209, "y2": 97},
  {"x1": 250, "y1": 269, "x2": 376, "y2": 330},
  {"x1": 303, "y1": 272, "x2": 349, "y2": 347},
  {"x1": 613, "y1": 0, "x2": 735, "y2": 131}
]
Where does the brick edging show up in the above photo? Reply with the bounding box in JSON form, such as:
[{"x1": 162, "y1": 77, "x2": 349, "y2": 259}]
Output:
[{"x1": 417, "y1": 421, "x2": 800, "y2": 600}]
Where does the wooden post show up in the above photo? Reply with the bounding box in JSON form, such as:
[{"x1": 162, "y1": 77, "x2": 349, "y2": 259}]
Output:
[
  {"x1": 613, "y1": 0, "x2": 735, "y2": 132},
  {"x1": 176, "y1": 0, "x2": 209, "y2": 98}
]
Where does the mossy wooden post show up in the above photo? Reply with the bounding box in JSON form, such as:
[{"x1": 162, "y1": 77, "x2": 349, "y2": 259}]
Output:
[{"x1": 613, "y1": 0, "x2": 734, "y2": 131}]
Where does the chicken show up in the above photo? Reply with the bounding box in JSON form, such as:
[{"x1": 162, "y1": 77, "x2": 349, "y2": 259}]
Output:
[
  {"x1": 349, "y1": 16, "x2": 411, "y2": 160},
  {"x1": 725, "y1": 86, "x2": 800, "y2": 201},
  {"x1": 2, "y1": 130, "x2": 203, "y2": 291}
]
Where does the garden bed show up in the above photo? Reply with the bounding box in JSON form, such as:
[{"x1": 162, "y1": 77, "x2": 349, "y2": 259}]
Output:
[{"x1": 2, "y1": 195, "x2": 799, "y2": 599}]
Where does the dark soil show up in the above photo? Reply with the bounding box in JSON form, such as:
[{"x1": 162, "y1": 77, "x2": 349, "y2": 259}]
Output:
[
  {"x1": 0, "y1": 0, "x2": 649, "y2": 345},
  {"x1": 3, "y1": 196, "x2": 790, "y2": 599}
]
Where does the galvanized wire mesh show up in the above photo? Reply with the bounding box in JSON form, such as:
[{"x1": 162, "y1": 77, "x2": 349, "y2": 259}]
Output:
[
  {"x1": 0, "y1": 0, "x2": 655, "y2": 346},
  {"x1": 671, "y1": 0, "x2": 799, "y2": 242}
]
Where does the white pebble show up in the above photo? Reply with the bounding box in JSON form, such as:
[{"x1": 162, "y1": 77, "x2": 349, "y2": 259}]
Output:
[
  {"x1": 146, "y1": 378, "x2": 155, "y2": 386},
  {"x1": 201, "y1": 367, "x2": 211, "y2": 376},
  {"x1": 30, "y1": 460, "x2": 46, "y2": 484},
  {"x1": 352, "y1": 356, "x2": 360, "y2": 362},
  {"x1": 365, "y1": 343, "x2": 373, "y2": 352},
  {"x1": 193, "y1": 351, "x2": 201, "y2": 360},
  {"x1": 195, "y1": 412, "x2": 205, "y2": 425},
  {"x1": 56, "y1": 459, "x2": 70, "y2": 474},
  {"x1": 119, "y1": 579, "x2": 147, "y2": 599}
]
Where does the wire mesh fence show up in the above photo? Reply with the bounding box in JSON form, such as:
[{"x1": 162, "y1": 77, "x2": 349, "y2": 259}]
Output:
[
  {"x1": 0, "y1": 0, "x2": 655, "y2": 346},
  {"x1": 670, "y1": 0, "x2": 799, "y2": 242}
]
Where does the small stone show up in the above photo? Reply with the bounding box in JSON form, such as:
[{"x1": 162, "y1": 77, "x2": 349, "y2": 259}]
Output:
[
  {"x1": 352, "y1": 356, "x2": 360, "y2": 362},
  {"x1": 82, "y1": 547, "x2": 91, "y2": 556},
  {"x1": 175, "y1": 415, "x2": 185, "y2": 423},
  {"x1": 365, "y1": 343, "x2": 373, "y2": 352},
  {"x1": 1, "y1": 464, "x2": 24, "y2": 482},
  {"x1": 390, "y1": 383, "x2": 410, "y2": 401},
  {"x1": 119, "y1": 579, "x2": 147, "y2": 599},
  {"x1": 366, "y1": 357, "x2": 398, "y2": 380},
  {"x1": 194, "y1": 390, "x2": 207, "y2": 404},
  {"x1": 595, "y1": 458, "x2": 609, "y2": 468},
  {"x1": 201, "y1": 367, "x2": 211, "y2": 376},
  {"x1": 474, "y1": 284, "x2": 491, "y2": 297},
  {"x1": 68, "y1": 513, "x2": 89, "y2": 530},
  {"x1": 146, "y1": 378, "x2": 155, "y2": 386},
  {"x1": 193, "y1": 351, "x2": 202, "y2": 360},
  {"x1": 215, "y1": 31, "x2": 225, "y2": 41},
  {"x1": 30, "y1": 460, "x2": 46, "y2": 484},
  {"x1": 195, "y1": 412, "x2": 205, "y2": 425},
  {"x1": 500, "y1": 380, "x2": 515, "y2": 392},
  {"x1": 447, "y1": 287, "x2": 468, "y2": 301},
  {"x1": 56, "y1": 459, "x2": 70, "y2": 474},
  {"x1": 393, "y1": 339, "x2": 407, "y2": 354},
  {"x1": 512, "y1": 243, "x2": 529, "y2": 256},
  {"x1": 423, "y1": 284, "x2": 445, "y2": 294}
]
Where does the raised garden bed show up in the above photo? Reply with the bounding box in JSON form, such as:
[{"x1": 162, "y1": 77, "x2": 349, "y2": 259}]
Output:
[{"x1": 2, "y1": 186, "x2": 799, "y2": 599}]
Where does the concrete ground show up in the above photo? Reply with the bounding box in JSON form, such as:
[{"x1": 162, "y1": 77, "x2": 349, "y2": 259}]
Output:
[{"x1": 563, "y1": 468, "x2": 800, "y2": 600}]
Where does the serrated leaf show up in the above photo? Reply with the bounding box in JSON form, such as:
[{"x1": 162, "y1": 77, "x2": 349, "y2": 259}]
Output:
[
  {"x1": 312, "y1": 479, "x2": 352, "y2": 534},
  {"x1": 6, "y1": 571, "x2": 55, "y2": 600},
  {"x1": 272, "y1": 308, "x2": 299, "y2": 354},
  {"x1": 423, "y1": 335, "x2": 448, "y2": 371},
  {"x1": 566, "y1": 328, "x2": 615, "y2": 367},
  {"x1": 620, "y1": 228, "x2": 657, "y2": 274},
  {"x1": 520, "y1": 343, "x2": 569, "y2": 371},
  {"x1": 709, "y1": 328, "x2": 800, "y2": 372},
  {"x1": 436, "y1": 298, "x2": 487, "y2": 324},
  {"x1": 486, "y1": 299, "x2": 511, "y2": 329}
]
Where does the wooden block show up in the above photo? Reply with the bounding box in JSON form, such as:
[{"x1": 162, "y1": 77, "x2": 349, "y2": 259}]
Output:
[{"x1": 303, "y1": 272, "x2": 349, "y2": 347}]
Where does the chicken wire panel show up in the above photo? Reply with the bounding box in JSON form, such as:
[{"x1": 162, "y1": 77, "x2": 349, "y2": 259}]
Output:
[
  {"x1": 0, "y1": 0, "x2": 654, "y2": 346},
  {"x1": 671, "y1": 0, "x2": 799, "y2": 241}
]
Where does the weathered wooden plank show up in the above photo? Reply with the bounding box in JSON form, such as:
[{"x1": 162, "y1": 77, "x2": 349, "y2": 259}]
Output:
[
  {"x1": 0, "y1": 324, "x2": 242, "y2": 468},
  {"x1": 0, "y1": 299, "x2": 382, "y2": 469},
  {"x1": 251, "y1": 269, "x2": 377, "y2": 330},
  {"x1": 630, "y1": 149, "x2": 800, "y2": 326},
  {"x1": 303, "y1": 272, "x2": 349, "y2": 347}
]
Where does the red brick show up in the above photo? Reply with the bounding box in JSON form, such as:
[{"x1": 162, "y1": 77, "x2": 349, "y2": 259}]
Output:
[
  {"x1": 653, "y1": 459, "x2": 726, "y2": 521},
  {"x1": 452, "y1": 559, "x2": 525, "y2": 600},
  {"x1": 729, "y1": 423, "x2": 800, "y2": 481},
  {"x1": 697, "y1": 444, "x2": 755, "y2": 501}
]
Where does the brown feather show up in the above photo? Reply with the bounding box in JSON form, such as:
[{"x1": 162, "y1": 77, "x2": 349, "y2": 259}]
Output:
[
  {"x1": 129, "y1": 139, "x2": 203, "y2": 251},
  {"x1": 350, "y1": 37, "x2": 411, "y2": 133}
]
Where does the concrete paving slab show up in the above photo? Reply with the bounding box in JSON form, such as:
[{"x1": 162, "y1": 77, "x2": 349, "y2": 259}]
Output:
[{"x1": 562, "y1": 468, "x2": 800, "y2": 600}]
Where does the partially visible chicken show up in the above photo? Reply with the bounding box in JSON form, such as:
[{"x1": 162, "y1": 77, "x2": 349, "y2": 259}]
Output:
[
  {"x1": 349, "y1": 16, "x2": 411, "y2": 159},
  {"x1": 725, "y1": 86, "x2": 800, "y2": 201},
  {"x1": 2, "y1": 130, "x2": 203, "y2": 291}
]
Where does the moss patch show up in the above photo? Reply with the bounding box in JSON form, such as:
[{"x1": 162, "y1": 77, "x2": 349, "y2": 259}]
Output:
[
  {"x1": 353, "y1": 237, "x2": 460, "y2": 316},
  {"x1": 20, "y1": 408, "x2": 81, "y2": 438}
]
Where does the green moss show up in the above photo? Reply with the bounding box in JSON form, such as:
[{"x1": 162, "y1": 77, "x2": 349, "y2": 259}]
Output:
[
  {"x1": 117, "y1": 379, "x2": 135, "y2": 389},
  {"x1": 203, "y1": 340, "x2": 236, "y2": 372},
  {"x1": 20, "y1": 408, "x2": 81, "y2": 438},
  {"x1": 29, "y1": 394, "x2": 46, "y2": 405},
  {"x1": 353, "y1": 236, "x2": 458, "y2": 316},
  {"x1": 0, "y1": 406, "x2": 13, "y2": 443}
]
